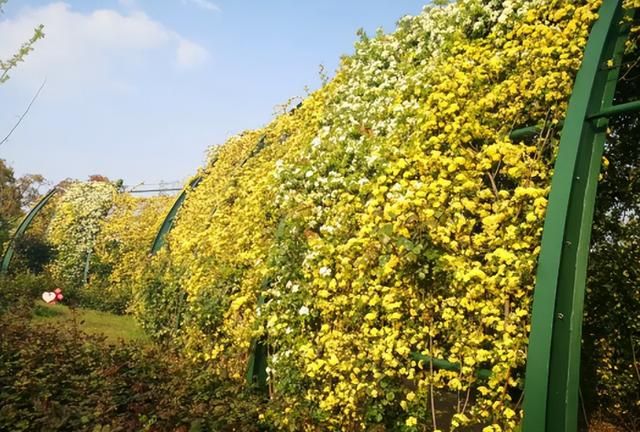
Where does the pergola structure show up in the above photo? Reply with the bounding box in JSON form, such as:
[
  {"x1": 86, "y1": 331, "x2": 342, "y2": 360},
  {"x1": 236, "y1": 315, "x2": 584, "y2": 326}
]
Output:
[{"x1": 2, "y1": 1, "x2": 638, "y2": 429}]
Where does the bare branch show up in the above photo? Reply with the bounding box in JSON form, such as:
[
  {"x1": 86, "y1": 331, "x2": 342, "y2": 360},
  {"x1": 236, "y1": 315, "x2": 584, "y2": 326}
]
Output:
[{"x1": 0, "y1": 78, "x2": 46, "y2": 148}]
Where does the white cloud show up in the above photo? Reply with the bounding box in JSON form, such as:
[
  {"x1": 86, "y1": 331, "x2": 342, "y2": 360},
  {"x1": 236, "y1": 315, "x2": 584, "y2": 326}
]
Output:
[
  {"x1": 177, "y1": 38, "x2": 209, "y2": 68},
  {"x1": 182, "y1": 0, "x2": 220, "y2": 12},
  {"x1": 0, "y1": 2, "x2": 209, "y2": 94}
]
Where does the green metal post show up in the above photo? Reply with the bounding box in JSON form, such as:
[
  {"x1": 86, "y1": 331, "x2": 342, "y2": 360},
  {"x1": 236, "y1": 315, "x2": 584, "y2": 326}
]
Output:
[
  {"x1": 150, "y1": 176, "x2": 202, "y2": 254},
  {"x1": 83, "y1": 249, "x2": 92, "y2": 285},
  {"x1": 1, "y1": 188, "x2": 58, "y2": 275},
  {"x1": 523, "y1": 2, "x2": 633, "y2": 431},
  {"x1": 246, "y1": 293, "x2": 269, "y2": 392}
]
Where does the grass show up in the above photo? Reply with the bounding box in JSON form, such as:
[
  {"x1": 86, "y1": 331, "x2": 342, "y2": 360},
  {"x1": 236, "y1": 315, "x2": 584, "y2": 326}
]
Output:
[{"x1": 32, "y1": 302, "x2": 149, "y2": 344}]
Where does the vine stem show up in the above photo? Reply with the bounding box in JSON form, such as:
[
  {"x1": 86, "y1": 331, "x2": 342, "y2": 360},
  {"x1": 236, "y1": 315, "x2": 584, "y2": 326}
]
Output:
[{"x1": 429, "y1": 331, "x2": 438, "y2": 431}]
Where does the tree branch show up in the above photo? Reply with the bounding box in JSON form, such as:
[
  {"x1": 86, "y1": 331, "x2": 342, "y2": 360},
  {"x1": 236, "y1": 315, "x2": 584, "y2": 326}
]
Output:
[{"x1": 0, "y1": 78, "x2": 46, "y2": 148}]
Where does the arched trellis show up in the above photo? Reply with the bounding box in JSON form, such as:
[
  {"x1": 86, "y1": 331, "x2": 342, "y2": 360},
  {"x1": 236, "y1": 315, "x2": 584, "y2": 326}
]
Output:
[
  {"x1": 3, "y1": 2, "x2": 637, "y2": 428},
  {"x1": 246, "y1": 1, "x2": 640, "y2": 430},
  {"x1": 0, "y1": 188, "x2": 58, "y2": 275},
  {"x1": 1, "y1": 188, "x2": 113, "y2": 284},
  {"x1": 147, "y1": 138, "x2": 271, "y2": 389}
]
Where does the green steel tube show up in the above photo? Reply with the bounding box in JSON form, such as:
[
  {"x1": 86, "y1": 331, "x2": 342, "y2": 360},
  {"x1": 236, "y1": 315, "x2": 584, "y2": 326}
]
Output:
[
  {"x1": 587, "y1": 99, "x2": 640, "y2": 120},
  {"x1": 410, "y1": 352, "x2": 492, "y2": 380},
  {"x1": 523, "y1": 2, "x2": 633, "y2": 431},
  {"x1": 246, "y1": 293, "x2": 269, "y2": 392},
  {"x1": 82, "y1": 249, "x2": 92, "y2": 286},
  {"x1": 1, "y1": 188, "x2": 58, "y2": 275},
  {"x1": 150, "y1": 176, "x2": 202, "y2": 254},
  {"x1": 510, "y1": 125, "x2": 543, "y2": 140},
  {"x1": 510, "y1": 120, "x2": 565, "y2": 140}
]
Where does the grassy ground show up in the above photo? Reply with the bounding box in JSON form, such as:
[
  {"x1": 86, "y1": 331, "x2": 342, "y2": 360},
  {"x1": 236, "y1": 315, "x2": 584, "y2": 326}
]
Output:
[{"x1": 32, "y1": 302, "x2": 149, "y2": 343}]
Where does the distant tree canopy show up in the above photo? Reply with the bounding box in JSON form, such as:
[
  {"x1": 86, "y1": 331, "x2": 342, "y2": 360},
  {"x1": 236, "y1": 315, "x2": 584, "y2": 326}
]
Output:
[
  {"x1": 0, "y1": 160, "x2": 23, "y2": 247},
  {"x1": 0, "y1": 159, "x2": 47, "y2": 251}
]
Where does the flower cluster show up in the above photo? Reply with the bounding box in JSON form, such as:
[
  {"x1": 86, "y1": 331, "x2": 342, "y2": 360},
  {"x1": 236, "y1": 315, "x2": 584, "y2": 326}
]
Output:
[
  {"x1": 43, "y1": 181, "x2": 170, "y2": 312},
  {"x1": 46, "y1": 181, "x2": 117, "y2": 288},
  {"x1": 89, "y1": 193, "x2": 172, "y2": 313}
]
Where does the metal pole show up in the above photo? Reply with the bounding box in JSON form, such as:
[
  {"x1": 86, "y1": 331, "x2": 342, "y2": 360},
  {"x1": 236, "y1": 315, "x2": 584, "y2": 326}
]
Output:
[
  {"x1": 523, "y1": 1, "x2": 633, "y2": 430},
  {"x1": 150, "y1": 177, "x2": 202, "y2": 255},
  {"x1": 1, "y1": 188, "x2": 58, "y2": 275}
]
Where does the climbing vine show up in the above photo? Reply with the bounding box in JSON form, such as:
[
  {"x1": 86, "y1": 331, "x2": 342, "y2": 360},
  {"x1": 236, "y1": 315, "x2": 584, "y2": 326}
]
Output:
[{"x1": 129, "y1": 0, "x2": 634, "y2": 430}]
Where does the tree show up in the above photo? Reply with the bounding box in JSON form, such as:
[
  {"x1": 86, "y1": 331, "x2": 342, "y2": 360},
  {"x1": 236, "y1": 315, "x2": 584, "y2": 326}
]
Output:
[
  {"x1": 0, "y1": 1, "x2": 47, "y2": 253},
  {"x1": 0, "y1": 159, "x2": 48, "y2": 256},
  {"x1": 0, "y1": 159, "x2": 23, "y2": 249},
  {"x1": 16, "y1": 173, "x2": 47, "y2": 208}
]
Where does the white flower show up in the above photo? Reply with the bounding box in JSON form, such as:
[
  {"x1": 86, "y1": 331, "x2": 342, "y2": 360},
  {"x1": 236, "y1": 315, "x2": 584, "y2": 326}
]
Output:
[
  {"x1": 320, "y1": 225, "x2": 335, "y2": 235},
  {"x1": 298, "y1": 305, "x2": 310, "y2": 315},
  {"x1": 319, "y1": 266, "x2": 332, "y2": 277}
]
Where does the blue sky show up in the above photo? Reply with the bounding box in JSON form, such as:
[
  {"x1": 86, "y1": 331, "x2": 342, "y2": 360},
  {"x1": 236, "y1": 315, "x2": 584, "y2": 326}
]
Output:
[{"x1": 0, "y1": 0, "x2": 427, "y2": 189}]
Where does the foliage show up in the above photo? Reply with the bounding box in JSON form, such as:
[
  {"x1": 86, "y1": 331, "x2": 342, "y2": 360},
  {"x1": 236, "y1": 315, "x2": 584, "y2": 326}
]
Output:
[
  {"x1": 0, "y1": 272, "x2": 55, "y2": 315},
  {"x1": 0, "y1": 313, "x2": 265, "y2": 432},
  {"x1": 7, "y1": 177, "x2": 170, "y2": 313},
  {"x1": 11, "y1": 233, "x2": 56, "y2": 274},
  {"x1": 130, "y1": 0, "x2": 630, "y2": 429},
  {"x1": 582, "y1": 23, "x2": 640, "y2": 430},
  {"x1": 86, "y1": 193, "x2": 172, "y2": 314},
  {"x1": 4, "y1": 0, "x2": 637, "y2": 429},
  {"x1": 0, "y1": 159, "x2": 47, "y2": 255},
  {"x1": 131, "y1": 249, "x2": 188, "y2": 342},
  {"x1": 0, "y1": 0, "x2": 44, "y2": 84},
  {"x1": 46, "y1": 181, "x2": 116, "y2": 289},
  {"x1": 0, "y1": 159, "x2": 24, "y2": 249}
]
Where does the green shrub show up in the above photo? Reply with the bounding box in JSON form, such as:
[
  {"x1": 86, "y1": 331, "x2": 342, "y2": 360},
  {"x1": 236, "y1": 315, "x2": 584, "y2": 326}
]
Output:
[
  {"x1": 0, "y1": 314, "x2": 266, "y2": 432},
  {"x1": 0, "y1": 273, "x2": 56, "y2": 315},
  {"x1": 11, "y1": 234, "x2": 56, "y2": 274}
]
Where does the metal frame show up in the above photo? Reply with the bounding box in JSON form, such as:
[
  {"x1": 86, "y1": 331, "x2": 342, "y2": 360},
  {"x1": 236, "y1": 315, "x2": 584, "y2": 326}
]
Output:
[
  {"x1": 1, "y1": 188, "x2": 58, "y2": 275},
  {"x1": 243, "y1": 1, "x2": 640, "y2": 425},
  {"x1": 523, "y1": 1, "x2": 637, "y2": 430},
  {"x1": 150, "y1": 176, "x2": 202, "y2": 254},
  {"x1": 5, "y1": 4, "x2": 636, "y2": 427},
  {"x1": 246, "y1": 292, "x2": 269, "y2": 391}
]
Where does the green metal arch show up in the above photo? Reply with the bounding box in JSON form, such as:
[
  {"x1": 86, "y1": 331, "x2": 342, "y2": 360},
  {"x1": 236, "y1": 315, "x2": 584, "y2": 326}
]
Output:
[
  {"x1": 150, "y1": 176, "x2": 202, "y2": 254},
  {"x1": 523, "y1": 1, "x2": 637, "y2": 431},
  {"x1": 1, "y1": 188, "x2": 58, "y2": 275}
]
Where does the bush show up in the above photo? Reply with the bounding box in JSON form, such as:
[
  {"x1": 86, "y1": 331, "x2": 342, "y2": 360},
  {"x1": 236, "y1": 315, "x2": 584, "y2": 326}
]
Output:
[
  {"x1": 0, "y1": 273, "x2": 57, "y2": 315},
  {"x1": 11, "y1": 234, "x2": 56, "y2": 274},
  {"x1": 0, "y1": 313, "x2": 266, "y2": 432}
]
